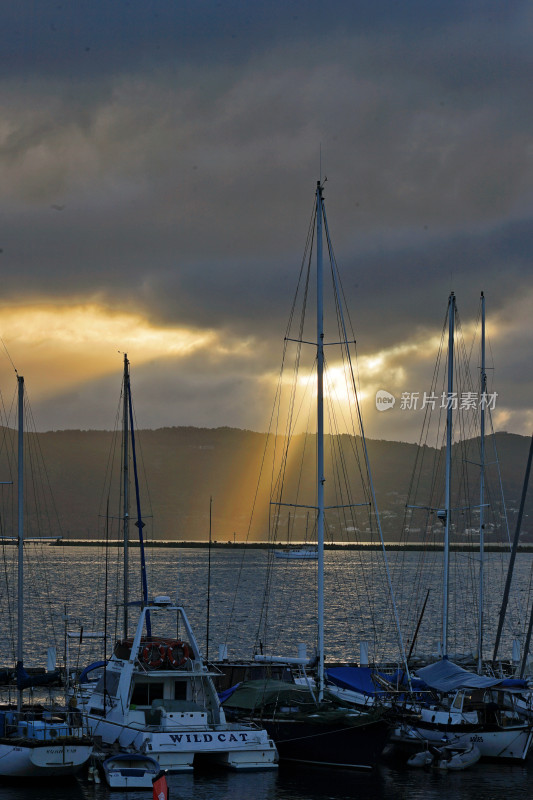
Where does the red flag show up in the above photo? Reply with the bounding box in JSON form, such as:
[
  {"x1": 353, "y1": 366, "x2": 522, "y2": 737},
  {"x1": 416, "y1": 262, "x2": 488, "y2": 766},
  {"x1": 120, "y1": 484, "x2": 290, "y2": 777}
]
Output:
[{"x1": 153, "y1": 770, "x2": 169, "y2": 800}]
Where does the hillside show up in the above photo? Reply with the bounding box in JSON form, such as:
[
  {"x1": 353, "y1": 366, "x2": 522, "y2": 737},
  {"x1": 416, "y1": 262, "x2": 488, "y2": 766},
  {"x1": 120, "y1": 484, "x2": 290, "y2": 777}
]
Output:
[{"x1": 0, "y1": 428, "x2": 530, "y2": 543}]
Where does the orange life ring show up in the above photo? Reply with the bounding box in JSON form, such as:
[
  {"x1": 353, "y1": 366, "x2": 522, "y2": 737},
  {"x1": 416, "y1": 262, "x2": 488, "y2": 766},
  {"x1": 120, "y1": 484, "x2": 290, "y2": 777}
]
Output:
[
  {"x1": 142, "y1": 642, "x2": 166, "y2": 669},
  {"x1": 167, "y1": 641, "x2": 189, "y2": 668}
]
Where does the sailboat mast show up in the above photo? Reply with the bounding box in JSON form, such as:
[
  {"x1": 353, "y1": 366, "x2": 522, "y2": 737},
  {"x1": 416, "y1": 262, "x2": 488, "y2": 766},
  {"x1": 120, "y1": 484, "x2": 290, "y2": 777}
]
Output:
[
  {"x1": 316, "y1": 181, "x2": 325, "y2": 700},
  {"x1": 17, "y1": 375, "x2": 24, "y2": 712},
  {"x1": 477, "y1": 292, "x2": 486, "y2": 672},
  {"x1": 123, "y1": 353, "x2": 130, "y2": 638},
  {"x1": 442, "y1": 292, "x2": 455, "y2": 659},
  {"x1": 494, "y1": 434, "x2": 533, "y2": 661}
]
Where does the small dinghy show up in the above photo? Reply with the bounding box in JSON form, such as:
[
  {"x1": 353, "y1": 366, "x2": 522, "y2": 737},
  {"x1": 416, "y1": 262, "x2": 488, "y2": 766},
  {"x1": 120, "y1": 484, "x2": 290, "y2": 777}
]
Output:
[
  {"x1": 434, "y1": 743, "x2": 481, "y2": 771},
  {"x1": 102, "y1": 753, "x2": 160, "y2": 788},
  {"x1": 407, "y1": 749, "x2": 434, "y2": 767}
]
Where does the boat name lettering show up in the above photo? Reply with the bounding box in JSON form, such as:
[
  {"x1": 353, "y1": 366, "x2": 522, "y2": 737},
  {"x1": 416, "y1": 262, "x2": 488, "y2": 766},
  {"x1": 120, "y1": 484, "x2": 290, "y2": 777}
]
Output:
[
  {"x1": 168, "y1": 732, "x2": 248, "y2": 744},
  {"x1": 470, "y1": 735, "x2": 483, "y2": 743},
  {"x1": 217, "y1": 733, "x2": 248, "y2": 742}
]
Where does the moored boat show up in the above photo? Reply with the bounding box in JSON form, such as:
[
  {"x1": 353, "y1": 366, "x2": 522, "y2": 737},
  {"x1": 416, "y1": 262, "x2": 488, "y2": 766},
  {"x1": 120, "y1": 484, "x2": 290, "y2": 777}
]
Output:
[
  {"x1": 220, "y1": 180, "x2": 409, "y2": 770},
  {"x1": 0, "y1": 376, "x2": 92, "y2": 777},
  {"x1": 388, "y1": 294, "x2": 533, "y2": 762},
  {"x1": 222, "y1": 679, "x2": 390, "y2": 769},
  {"x1": 274, "y1": 547, "x2": 318, "y2": 560},
  {"x1": 84, "y1": 596, "x2": 278, "y2": 772},
  {"x1": 102, "y1": 752, "x2": 160, "y2": 788}
]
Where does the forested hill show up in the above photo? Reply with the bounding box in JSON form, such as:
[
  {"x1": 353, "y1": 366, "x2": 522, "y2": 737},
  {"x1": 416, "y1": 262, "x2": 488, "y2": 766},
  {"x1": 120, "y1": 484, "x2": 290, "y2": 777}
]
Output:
[{"x1": 2, "y1": 427, "x2": 531, "y2": 543}]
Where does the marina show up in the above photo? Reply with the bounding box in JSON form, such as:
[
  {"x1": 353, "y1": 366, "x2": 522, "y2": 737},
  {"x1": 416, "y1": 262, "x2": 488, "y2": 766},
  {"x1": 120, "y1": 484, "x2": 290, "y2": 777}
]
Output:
[
  {"x1": 2, "y1": 0, "x2": 531, "y2": 798},
  {"x1": 0, "y1": 545, "x2": 531, "y2": 797}
]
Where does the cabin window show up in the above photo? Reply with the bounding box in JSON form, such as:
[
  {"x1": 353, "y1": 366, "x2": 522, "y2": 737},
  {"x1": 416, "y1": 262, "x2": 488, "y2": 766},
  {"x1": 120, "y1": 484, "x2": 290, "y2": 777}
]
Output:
[
  {"x1": 131, "y1": 682, "x2": 164, "y2": 706},
  {"x1": 174, "y1": 681, "x2": 187, "y2": 700},
  {"x1": 451, "y1": 692, "x2": 463, "y2": 711},
  {"x1": 94, "y1": 670, "x2": 121, "y2": 698}
]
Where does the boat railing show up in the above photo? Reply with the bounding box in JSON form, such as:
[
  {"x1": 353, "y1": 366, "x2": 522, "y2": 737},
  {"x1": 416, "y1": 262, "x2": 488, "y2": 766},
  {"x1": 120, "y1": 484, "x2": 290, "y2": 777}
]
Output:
[{"x1": 0, "y1": 708, "x2": 90, "y2": 739}]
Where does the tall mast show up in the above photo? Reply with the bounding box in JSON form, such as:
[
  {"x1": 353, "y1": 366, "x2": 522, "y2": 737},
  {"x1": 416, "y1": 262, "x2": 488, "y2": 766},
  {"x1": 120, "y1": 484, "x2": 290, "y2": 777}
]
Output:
[
  {"x1": 123, "y1": 353, "x2": 130, "y2": 638},
  {"x1": 494, "y1": 435, "x2": 533, "y2": 661},
  {"x1": 126, "y1": 361, "x2": 151, "y2": 635},
  {"x1": 17, "y1": 375, "x2": 24, "y2": 712},
  {"x1": 316, "y1": 181, "x2": 325, "y2": 700},
  {"x1": 477, "y1": 292, "x2": 486, "y2": 672},
  {"x1": 442, "y1": 292, "x2": 455, "y2": 659}
]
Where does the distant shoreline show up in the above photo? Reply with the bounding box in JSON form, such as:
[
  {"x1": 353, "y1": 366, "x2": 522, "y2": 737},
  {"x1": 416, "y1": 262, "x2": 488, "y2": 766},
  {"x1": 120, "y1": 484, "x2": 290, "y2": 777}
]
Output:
[{"x1": 47, "y1": 539, "x2": 533, "y2": 552}]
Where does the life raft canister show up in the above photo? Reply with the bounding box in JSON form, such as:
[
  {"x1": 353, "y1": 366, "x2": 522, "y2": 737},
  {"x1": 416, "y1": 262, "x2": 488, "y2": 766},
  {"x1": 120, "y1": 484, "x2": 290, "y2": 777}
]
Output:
[
  {"x1": 167, "y1": 640, "x2": 190, "y2": 668},
  {"x1": 142, "y1": 642, "x2": 166, "y2": 669}
]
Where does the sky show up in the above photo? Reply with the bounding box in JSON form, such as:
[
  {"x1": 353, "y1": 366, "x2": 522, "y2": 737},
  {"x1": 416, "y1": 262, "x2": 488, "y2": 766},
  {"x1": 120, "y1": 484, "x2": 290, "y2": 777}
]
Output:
[{"x1": 0, "y1": 0, "x2": 531, "y2": 443}]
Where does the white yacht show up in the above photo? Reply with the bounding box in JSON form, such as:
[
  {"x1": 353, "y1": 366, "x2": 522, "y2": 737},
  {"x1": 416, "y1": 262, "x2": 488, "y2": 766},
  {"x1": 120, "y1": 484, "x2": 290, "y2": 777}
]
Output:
[{"x1": 85, "y1": 595, "x2": 278, "y2": 772}]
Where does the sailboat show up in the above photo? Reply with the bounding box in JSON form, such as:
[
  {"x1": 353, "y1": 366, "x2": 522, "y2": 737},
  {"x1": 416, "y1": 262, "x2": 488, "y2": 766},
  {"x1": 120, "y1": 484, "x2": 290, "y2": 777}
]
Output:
[
  {"x1": 222, "y1": 181, "x2": 408, "y2": 768},
  {"x1": 0, "y1": 376, "x2": 93, "y2": 777},
  {"x1": 274, "y1": 513, "x2": 318, "y2": 559},
  {"x1": 390, "y1": 293, "x2": 533, "y2": 762},
  {"x1": 82, "y1": 356, "x2": 278, "y2": 772},
  {"x1": 274, "y1": 546, "x2": 318, "y2": 559}
]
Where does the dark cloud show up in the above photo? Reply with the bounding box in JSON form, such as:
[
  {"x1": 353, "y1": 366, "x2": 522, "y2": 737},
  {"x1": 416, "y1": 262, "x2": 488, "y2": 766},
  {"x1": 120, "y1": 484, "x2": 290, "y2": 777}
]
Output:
[
  {"x1": 2, "y1": 1, "x2": 501, "y2": 79},
  {"x1": 0, "y1": 1, "x2": 531, "y2": 436}
]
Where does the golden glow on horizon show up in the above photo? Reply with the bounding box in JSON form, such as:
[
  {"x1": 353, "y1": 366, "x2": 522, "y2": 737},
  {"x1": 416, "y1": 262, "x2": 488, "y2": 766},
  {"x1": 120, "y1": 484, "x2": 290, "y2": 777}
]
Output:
[{"x1": 0, "y1": 302, "x2": 221, "y2": 397}]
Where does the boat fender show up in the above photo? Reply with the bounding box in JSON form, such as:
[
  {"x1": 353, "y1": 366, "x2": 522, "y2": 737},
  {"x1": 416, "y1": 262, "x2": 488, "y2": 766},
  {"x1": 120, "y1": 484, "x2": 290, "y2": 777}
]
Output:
[
  {"x1": 167, "y1": 641, "x2": 190, "y2": 668},
  {"x1": 142, "y1": 643, "x2": 166, "y2": 669}
]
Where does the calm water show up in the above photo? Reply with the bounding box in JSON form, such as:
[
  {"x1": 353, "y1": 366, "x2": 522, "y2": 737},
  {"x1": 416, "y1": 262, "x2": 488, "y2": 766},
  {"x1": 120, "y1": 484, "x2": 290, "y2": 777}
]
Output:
[
  {"x1": 1, "y1": 758, "x2": 533, "y2": 800},
  {"x1": 0, "y1": 545, "x2": 532, "y2": 799},
  {"x1": 11, "y1": 545, "x2": 531, "y2": 669}
]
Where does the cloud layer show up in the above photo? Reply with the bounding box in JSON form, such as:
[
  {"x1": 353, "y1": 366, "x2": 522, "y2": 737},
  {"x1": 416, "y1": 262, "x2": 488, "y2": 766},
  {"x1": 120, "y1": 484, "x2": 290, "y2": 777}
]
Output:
[{"x1": 0, "y1": 1, "x2": 531, "y2": 439}]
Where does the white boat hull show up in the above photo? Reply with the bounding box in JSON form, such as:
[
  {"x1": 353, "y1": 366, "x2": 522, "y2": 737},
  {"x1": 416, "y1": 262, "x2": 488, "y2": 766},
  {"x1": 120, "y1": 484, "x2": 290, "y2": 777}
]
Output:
[
  {"x1": 85, "y1": 602, "x2": 278, "y2": 774},
  {"x1": 141, "y1": 728, "x2": 278, "y2": 772},
  {"x1": 274, "y1": 550, "x2": 317, "y2": 559},
  {"x1": 393, "y1": 722, "x2": 533, "y2": 762},
  {"x1": 0, "y1": 741, "x2": 92, "y2": 777},
  {"x1": 103, "y1": 754, "x2": 160, "y2": 788},
  {"x1": 89, "y1": 716, "x2": 278, "y2": 773}
]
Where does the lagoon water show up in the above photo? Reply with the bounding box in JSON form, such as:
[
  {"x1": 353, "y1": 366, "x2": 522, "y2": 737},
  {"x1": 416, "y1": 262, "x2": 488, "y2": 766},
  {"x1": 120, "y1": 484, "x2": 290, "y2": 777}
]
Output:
[
  {"x1": 1, "y1": 545, "x2": 532, "y2": 799},
  {"x1": 3, "y1": 752, "x2": 533, "y2": 800}
]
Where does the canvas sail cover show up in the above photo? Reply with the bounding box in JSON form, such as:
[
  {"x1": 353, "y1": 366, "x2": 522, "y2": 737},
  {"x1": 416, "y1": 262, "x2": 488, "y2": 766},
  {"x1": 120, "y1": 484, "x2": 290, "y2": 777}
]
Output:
[
  {"x1": 221, "y1": 679, "x2": 319, "y2": 711},
  {"x1": 327, "y1": 666, "x2": 427, "y2": 694},
  {"x1": 416, "y1": 659, "x2": 528, "y2": 692},
  {"x1": 326, "y1": 667, "x2": 385, "y2": 696}
]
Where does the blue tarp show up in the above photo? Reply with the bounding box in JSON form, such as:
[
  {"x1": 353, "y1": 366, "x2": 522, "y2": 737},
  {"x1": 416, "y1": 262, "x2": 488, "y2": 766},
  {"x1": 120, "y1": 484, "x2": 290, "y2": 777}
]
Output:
[
  {"x1": 327, "y1": 666, "x2": 428, "y2": 695},
  {"x1": 79, "y1": 660, "x2": 108, "y2": 685},
  {"x1": 326, "y1": 667, "x2": 384, "y2": 696},
  {"x1": 500, "y1": 678, "x2": 529, "y2": 689},
  {"x1": 218, "y1": 682, "x2": 241, "y2": 703},
  {"x1": 384, "y1": 669, "x2": 428, "y2": 691},
  {"x1": 16, "y1": 661, "x2": 61, "y2": 690},
  {"x1": 416, "y1": 659, "x2": 528, "y2": 692}
]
